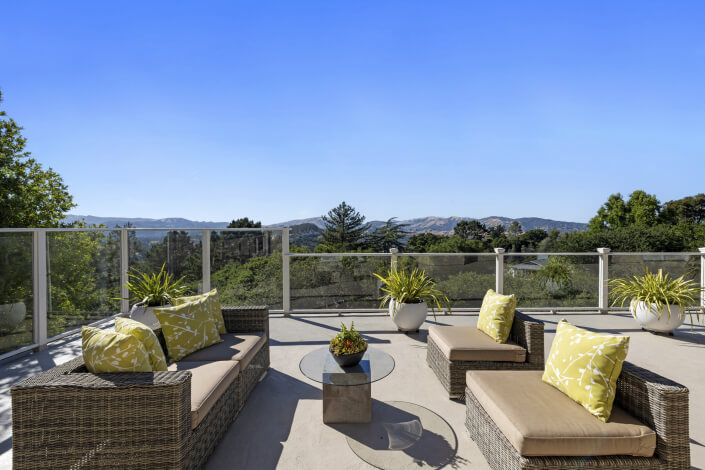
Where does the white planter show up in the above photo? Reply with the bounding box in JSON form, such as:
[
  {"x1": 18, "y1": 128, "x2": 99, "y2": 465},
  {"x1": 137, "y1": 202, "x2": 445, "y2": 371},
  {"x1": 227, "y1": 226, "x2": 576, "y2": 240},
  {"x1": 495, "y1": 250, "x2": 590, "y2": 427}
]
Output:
[
  {"x1": 389, "y1": 300, "x2": 428, "y2": 332},
  {"x1": 0, "y1": 302, "x2": 26, "y2": 333},
  {"x1": 631, "y1": 300, "x2": 685, "y2": 334},
  {"x1": 129, "y1": 303, "x2": 171, "y2": 328}
]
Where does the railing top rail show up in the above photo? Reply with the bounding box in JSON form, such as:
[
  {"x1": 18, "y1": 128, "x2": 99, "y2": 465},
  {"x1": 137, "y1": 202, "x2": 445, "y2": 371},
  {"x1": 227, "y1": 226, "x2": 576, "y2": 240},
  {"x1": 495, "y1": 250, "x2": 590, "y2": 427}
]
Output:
[
  {"x1": 0, "y1": 227, "x2": 285, "y2": 233},
  {"x1": 609, "y1": 252, "x2": 702, "y2": 256},
  {"x1": 288, "y1": 251, "x2": 603, "y2": 257}
]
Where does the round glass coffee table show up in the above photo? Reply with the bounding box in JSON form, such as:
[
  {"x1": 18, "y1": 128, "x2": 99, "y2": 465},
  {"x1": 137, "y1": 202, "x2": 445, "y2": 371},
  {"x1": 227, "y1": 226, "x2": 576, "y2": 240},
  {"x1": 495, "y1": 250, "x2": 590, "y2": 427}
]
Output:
[{"x1": 300, "y1": 346, "x2": 395, "y2": 423}]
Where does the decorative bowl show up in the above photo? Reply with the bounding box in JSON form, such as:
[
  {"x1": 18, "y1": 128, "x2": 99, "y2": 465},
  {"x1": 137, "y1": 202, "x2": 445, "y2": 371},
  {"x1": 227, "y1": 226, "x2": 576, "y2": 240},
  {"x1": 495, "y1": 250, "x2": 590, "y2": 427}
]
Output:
[{"x1": 329, "y1": 347, "x2": 367, "y2": 367}]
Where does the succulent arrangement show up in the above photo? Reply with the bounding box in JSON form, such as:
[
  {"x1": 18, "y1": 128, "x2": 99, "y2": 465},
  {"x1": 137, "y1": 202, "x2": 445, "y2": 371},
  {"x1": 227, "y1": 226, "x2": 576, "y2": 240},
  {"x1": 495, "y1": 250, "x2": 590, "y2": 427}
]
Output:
[
  {"x1": 122, "y1": 263, "x2": 188, "y2": 307},
  {"x1": 329, "y1": 322, "x2": 368, "y2": 356}
]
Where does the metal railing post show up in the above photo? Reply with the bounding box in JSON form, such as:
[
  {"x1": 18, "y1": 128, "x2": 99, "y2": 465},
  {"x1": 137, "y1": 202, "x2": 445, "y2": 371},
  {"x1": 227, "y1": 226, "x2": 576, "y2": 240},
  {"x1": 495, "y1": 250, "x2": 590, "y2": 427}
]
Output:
[
  {"x1": 32, "y1": 230, "x2": 48, "y2": 350},
  {"x1": 282, "y1": 228, "x2": 291, "y2": 314},
  {"x1": 598, "y1": 247, "x2": 610, "y2": 313},
  {"x1": 390, "y1": 248, "x2": 398, "y2": 270},
  {"x1": 494, "y1": 248, "x2": 505, "y2": 294},
  {"x1": 202, "y1": 230, "x2": 211, "y2": 293},
  {"x1": 120, "y1": 229, "x2": 129, "y2": 313},
  {"x1": 700, "y1": 248, "x2": 705, "y2": 309}
]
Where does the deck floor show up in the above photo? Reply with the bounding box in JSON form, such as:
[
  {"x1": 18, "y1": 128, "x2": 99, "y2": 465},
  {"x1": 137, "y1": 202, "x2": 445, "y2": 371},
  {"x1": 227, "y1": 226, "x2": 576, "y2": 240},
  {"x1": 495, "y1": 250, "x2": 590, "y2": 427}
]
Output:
[{"x1": 0, "y1": 311, "x2": 703, "y2": 469}]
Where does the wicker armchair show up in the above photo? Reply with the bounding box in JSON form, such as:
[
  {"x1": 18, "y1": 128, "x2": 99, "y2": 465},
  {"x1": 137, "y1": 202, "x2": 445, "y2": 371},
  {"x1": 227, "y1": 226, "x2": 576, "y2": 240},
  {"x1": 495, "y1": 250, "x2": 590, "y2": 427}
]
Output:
[
  {"x1": 427, "y1": 311, "x2": 544, "y2": 398},
  {"x1": 11, "y1": 306, "x2": 269, "y2": 470},
  {"x1": 465, "y1": 361, "x2": 690, "y2": 470}
]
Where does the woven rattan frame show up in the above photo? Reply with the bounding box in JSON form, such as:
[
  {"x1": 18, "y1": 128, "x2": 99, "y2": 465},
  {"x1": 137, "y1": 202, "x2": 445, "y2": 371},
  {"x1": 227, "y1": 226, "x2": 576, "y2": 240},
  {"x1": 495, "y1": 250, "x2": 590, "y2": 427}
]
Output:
[
  {"x1": 427, "y1": 311, "x2": 545, "y2": 398},
  {"x1": 11, "y1": 306, "x2": 270, "y2": 470},
  {"x1": 464, "y1": 361, "x2": 690, "y2": 470}
]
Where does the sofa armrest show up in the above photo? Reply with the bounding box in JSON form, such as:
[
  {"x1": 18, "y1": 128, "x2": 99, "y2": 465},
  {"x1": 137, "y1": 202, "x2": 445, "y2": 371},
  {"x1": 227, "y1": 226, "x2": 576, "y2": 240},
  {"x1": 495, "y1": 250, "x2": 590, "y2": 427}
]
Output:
[
  {"x1": 508, "y1": 310, "x2": 544, "y2": 367},
  {"x1": 616, "y1": 361, "x2": 690, "y2": 469},
  {"x1": 222, "y1": 306, "x2": 269, "y2": 336},
  {"x1": 11, "y1": 358, "x2": 192, "y2": 469}
]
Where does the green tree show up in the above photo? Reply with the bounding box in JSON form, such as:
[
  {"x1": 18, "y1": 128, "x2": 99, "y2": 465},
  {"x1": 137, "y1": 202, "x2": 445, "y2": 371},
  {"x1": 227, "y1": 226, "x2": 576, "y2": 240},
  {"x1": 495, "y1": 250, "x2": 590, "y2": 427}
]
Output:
[
  {"x1": 227, "y1": 217, "x2": 261, "y2": 228},
  {"x1": 454, "y1": 220, "x2": 487, "y2": 240},
  {"x1": 661, "y1": 194, "x2": 705, "y2": 225},
  {"x1": 625, "y1": 190, "x2": 660, "y2": 227},
  {"x1": 588, "y1": 191, "x2": 660, "y2": 231},
  {"x1": 319, "y1": 201, "x2": 370, "y2": 252},
  {"x1": 507, "y1": 221, "x2": 523, "y2": 236},
  {"x1": 406, "y1": 232, "x2": 446, "y2": 253},
  {"x1": 588, "y1": 193, "x2": 628, "y2": 231},
  {"x1": 0, "y1": 90, "x2": 75, "y2": 227},
  {"x1": 367, "y1": 218, "x2": 409, "y2": 252}
]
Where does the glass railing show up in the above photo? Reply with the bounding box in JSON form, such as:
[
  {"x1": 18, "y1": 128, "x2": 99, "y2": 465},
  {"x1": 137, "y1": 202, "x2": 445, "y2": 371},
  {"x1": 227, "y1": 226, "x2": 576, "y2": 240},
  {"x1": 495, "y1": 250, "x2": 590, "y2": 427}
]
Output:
[{"x1": 0, "y1": 232, "x2": 33, "y2": 355}]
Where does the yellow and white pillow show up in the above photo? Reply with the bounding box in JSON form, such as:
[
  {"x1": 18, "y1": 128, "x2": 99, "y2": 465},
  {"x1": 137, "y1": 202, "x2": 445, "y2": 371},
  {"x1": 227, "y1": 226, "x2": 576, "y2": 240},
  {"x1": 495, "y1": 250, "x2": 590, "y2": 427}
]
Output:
[
  {"x1": 477, "y1": 289, "x2": 517, "y2": 343},
  {"x1": 173, "y1": 288, "x2": 226, "y2": 334},
  {"x1": 82, "y1": 326, "x2": 152, "y2": 373},
  {"x1": 542, "y1": 319, "x2": 629, "y2": 422},
  {"x1": 115, "y1": 317, "x2": 168, "y2": 371},
  {"x1": 153, "y1": 297, "x2": 222, "y2": 361}
]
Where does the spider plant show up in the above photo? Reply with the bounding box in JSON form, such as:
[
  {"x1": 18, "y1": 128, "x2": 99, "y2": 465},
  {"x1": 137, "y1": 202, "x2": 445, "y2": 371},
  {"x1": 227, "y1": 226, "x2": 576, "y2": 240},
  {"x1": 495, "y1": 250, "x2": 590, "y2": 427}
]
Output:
[
  {"x1": 121, "y1": 263, "x2": 189, "y2": 307},
  {"x1": 372, "y1": 267, "x2": 451, "y2": 320},
  {"x1": 609, "y1": 268, "x2": 703, "y2": 327}
]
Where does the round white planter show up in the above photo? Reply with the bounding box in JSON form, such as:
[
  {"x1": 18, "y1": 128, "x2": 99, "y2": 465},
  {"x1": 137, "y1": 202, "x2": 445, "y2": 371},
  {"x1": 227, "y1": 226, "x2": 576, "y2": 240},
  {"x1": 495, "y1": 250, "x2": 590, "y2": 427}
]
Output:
[
  {"x1": 0, "y1": 302, "x2": 26, "y2": 333},
  {"x1": 129, "y1": 303, "x2": 170, "y2": 327},
  {"x1": 389, "y1": 300, "x2": 428, "y2": 332},
  {"x1": 631, "y1": 300, "x2": 685, "y2": 334}
]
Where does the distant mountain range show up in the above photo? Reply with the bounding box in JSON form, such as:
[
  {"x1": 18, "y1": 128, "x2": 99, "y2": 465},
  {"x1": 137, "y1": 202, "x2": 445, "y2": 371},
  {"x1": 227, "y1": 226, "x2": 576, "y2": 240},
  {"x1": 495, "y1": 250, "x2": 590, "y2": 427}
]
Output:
[{"x1": 64, "y1": 214, "x2": 586, "y2": 238}]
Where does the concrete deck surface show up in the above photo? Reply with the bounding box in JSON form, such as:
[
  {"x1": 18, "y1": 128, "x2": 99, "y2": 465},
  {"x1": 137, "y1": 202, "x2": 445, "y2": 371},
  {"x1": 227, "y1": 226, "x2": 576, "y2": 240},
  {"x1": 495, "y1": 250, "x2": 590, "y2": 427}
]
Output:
[{"x1": 0, "y1": 311, "x2": 703, "y2": 469}]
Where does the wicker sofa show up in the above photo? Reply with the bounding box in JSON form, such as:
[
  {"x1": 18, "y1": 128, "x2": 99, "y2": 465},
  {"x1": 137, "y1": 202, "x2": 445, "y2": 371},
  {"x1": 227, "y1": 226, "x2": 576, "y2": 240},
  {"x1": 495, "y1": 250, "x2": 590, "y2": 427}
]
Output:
[
  {"x1": 11, "y1": 306, "x2": 270, "y2": 470},
  {"x1": 427, "y1": 311, "x2": 544, "y2": 398},
  {"x1": 465, "y1": 362, "x2": 690, "y2": 470}
]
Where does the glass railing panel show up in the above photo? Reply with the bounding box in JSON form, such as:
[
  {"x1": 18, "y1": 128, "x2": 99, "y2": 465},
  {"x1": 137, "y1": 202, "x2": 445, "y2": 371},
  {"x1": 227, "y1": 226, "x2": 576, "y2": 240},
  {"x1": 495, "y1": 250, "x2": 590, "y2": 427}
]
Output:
[
  {"x1": 210, "y1": 230, "x2": 283, "y2": 309},
  {"x1": 290, "y1": 255, "x2": 388, "y2": 309},
  {"x1": 0, "y1": 232, "x2": 34, "y2": 354},
  {"x1": 47, "y1": 230, "x2": 122, "y2": 337},
  {"x1": 504, "y1": 254, "x2": 599, "y2": 308}
]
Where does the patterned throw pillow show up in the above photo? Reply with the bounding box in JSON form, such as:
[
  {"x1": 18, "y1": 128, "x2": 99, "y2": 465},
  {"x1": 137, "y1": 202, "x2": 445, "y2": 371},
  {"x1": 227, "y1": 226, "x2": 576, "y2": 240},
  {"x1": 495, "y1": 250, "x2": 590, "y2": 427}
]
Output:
[
  {"x1": 115, "y1": 317, "x2": 168, "y2": 371},
  {"x1": 542, "y1": 319, "x2": 629, "y2": 422},
  {"x1": 153, "y1": 297, "x2": 222, "y2": 361},
  {"x1": 173, "y1": 289, "x2": 226, "y2": 334},
  {"x1": 81, "y1": 326, "x2": 152, "y2": 373},
  {"x1": 476, "y1": 289, "x2": 517, "y2": 343}
]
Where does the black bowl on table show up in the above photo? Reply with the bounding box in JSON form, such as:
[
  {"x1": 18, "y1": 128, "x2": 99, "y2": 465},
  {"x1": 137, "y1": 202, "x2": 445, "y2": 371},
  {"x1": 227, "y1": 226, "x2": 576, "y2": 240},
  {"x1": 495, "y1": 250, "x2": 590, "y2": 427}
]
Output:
[{"x1": 329, "y1": 347, "x2": 367, "y2": 367}]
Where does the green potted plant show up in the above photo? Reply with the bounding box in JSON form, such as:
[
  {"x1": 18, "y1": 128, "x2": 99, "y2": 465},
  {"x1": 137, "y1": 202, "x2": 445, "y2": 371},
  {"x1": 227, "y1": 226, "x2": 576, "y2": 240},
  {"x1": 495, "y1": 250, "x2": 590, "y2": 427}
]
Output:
[
  {"x1": 373, "y1": 267, "x2": 452, "y2": 332},
  {"x1": 121, "y1": 263, "x2": 188, "y2": 326},
  {"x1": 609, "y1": 268, "x2": 703, "y2": 334},
  {"x1": 329, "y1": 322, "x2": 368, "y2": 367}
]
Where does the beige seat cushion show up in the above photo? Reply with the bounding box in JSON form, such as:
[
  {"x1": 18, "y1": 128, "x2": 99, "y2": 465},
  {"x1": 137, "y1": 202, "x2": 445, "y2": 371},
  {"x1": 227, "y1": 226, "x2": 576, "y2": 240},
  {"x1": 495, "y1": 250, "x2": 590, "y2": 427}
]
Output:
[
  {"x1": 180, "y1": 333, "x2": 266, "y2": 371},
  {"x1": 466, "y1": 370, "x2": 656, "y2": 457},
  {"x1": 428, "y1": 326, "x2": 526, "y2": 362},
  {"x1": 168, "y1": 361, "x2": 240, "y2": 429}
]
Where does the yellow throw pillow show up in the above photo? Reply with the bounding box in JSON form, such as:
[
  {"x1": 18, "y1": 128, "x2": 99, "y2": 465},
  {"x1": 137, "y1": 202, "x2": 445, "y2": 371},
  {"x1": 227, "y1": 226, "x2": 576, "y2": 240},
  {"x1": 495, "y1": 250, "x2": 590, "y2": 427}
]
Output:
[
  {"x1": 173, "y1": 289, "x2": 226, "y2": 334},
  {"x1": 542, "y1": 319, "x2": 629, "y2": 422},
  {"x1": 81, "y1": 326, "x2": 152, "y2": 373},
  {"x1": 115, "y1": 317, "x2": 168, "y2": 371},
  {"x1": 153, "y1": 297, "x2": 222, "y2": 361},
  {"x1": 477, "y1": 289, "x2": 517, "y2": 343}
]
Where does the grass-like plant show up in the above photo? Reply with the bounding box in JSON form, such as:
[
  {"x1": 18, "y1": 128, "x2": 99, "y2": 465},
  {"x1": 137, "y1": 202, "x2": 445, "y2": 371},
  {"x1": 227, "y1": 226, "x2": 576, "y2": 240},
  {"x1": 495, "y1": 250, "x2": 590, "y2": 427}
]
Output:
[
  {"x1": 329, "y1": 322, "x2": 367, "y2": 356},
  {"x1": 122, "y1": 263, "x2": 189, "y2": 307},
  {"x1": 609, "y1": 268, "x2": 703, "y2": 326},
  {"x1": 373, "y1": 267, "x2": 452, "y2": 320}
]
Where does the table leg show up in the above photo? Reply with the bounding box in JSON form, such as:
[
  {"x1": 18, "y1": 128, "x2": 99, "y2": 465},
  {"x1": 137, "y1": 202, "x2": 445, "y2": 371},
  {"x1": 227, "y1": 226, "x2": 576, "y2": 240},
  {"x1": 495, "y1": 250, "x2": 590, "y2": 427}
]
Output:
[{"x1": 322, "y1": 383, "x2": 372, "y2": 423}]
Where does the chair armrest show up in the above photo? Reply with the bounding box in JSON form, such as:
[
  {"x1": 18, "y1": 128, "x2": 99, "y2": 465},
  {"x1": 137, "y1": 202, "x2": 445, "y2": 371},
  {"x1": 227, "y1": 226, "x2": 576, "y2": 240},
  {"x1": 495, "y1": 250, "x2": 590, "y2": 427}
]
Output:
[
  {"x1": 616, "y1": 361, "x2": 690, "y2": 468},
  {"x1": 222, "y1": 306, "x2": 269, "y2": 336},
  {"x1": 508, "y1": 310, "x2": 544, "y2": 367}
]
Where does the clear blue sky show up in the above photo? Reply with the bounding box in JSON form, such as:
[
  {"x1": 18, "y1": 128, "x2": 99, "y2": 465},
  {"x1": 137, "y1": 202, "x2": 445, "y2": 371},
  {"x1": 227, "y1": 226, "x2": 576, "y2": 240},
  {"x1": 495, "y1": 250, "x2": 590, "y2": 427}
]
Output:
[{"x1": 2, "y1": 1, "x2": 704, "y2": 224}]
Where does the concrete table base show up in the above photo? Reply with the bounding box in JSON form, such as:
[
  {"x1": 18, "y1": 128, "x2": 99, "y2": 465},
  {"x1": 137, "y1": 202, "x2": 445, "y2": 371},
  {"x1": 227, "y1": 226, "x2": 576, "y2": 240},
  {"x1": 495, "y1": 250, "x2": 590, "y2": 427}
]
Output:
[{"x1": 323, "y1": 377, "x2": 372, "y2": 424}]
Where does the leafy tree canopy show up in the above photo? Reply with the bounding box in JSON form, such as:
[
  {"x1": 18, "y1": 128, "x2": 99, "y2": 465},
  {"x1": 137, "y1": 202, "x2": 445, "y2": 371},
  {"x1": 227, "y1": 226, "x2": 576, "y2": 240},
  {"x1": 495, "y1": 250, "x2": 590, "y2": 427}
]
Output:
[
  {"x1": 588, "y1": 191, "x2": 660, "y2": 231},
  {"x1": 454, "y1": 220, "x2": 487, "y2": 240},
  {"x1": 367, "y1": 218, "x2": 409, "y2": 252},
  {"x1": 0, "y1": 90, "x2": 75, "y2": 227},
  {"x1": 319, "y1": 201, "x2": 370, "y2": 252},
  {"x1": 227, "y1": 217, "x2": 261, "y2": 228},
  {"x1": 661, "y1": 193, "x2": 705, "y2": 225}
]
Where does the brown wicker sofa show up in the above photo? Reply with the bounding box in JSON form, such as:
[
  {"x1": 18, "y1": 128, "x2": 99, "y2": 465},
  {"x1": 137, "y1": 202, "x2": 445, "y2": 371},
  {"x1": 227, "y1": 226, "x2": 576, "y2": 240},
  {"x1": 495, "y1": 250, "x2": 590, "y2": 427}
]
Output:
[
  {"x1": 465, "y1": 362, "x2": 690, "y2": 470},
  {"x1": 427, "y1": 311, "x2": 544, "y2": 398},
  {"x1": 11, "y1": 306, "x2": 269, "y2": 470}
]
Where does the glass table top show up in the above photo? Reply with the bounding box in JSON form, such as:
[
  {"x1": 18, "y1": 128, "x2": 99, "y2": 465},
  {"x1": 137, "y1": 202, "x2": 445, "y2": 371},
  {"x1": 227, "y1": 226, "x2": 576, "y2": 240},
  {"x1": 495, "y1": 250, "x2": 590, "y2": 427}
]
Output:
[{"x1": 299, "y1": 346, "x2": 395, "y2": 386}]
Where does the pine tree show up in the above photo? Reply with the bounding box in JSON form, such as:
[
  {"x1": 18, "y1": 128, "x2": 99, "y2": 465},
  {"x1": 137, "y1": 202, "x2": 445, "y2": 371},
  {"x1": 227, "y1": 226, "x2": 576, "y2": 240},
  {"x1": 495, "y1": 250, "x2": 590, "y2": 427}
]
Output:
[{"x1": 319, "y1": 201, "x2": 370, "y2": 252}]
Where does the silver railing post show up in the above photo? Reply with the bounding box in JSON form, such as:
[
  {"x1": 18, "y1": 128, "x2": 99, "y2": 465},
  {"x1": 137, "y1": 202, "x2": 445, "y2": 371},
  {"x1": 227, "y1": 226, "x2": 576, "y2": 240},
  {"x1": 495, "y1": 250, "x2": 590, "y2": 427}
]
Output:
[
  {"x1": 390, "y1": 247, "x2": 398, "y2": 270},
  {"x1": 494, "y1": 248, "x2": 505, "y2": 294},
  {"x1": 598, "y1": 247, "x2": 610, "y2": 313},
  {"x1": 700, "y1": 248, "x2": 705, "y2": 309},
  {"x1": 32, "y1": 230, "x2": 48, "y2": 349},
  {"x1": 120, "y1": 229, "x2": 129, "y2": 313},
  {"x1": 282, "y1": 228, "x2": 291, "y2": 314},
  {"x1": 202, "y1": 230, "x2": 211, "y2": 293}
]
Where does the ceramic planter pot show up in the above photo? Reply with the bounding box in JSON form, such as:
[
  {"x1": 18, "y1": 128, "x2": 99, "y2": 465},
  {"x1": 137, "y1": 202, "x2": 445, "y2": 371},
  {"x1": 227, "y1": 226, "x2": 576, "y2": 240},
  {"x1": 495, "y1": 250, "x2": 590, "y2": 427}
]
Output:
[
  {"x1": 129, "y1": 303, "x2": 170, "y2": 327},
  {"x1": 631, "y1": 300, "x2": 685, "y2": 334},
  {"x1": 329, "y1": 347, "x2": 366, "y2": 367},
  {"x1": 0, "y1": 302, "x2": 26, "y2": 333},
  {"x1": 389, "y1": 300, "x2": 428, "y2": 332}
]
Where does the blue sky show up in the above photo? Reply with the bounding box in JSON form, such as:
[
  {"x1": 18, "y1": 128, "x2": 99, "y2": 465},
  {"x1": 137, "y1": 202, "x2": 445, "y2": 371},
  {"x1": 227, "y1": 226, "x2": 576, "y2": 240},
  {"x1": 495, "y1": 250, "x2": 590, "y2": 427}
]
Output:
[{"x1": 2, "y1": 1, "x2": 704, "y2": 224}]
